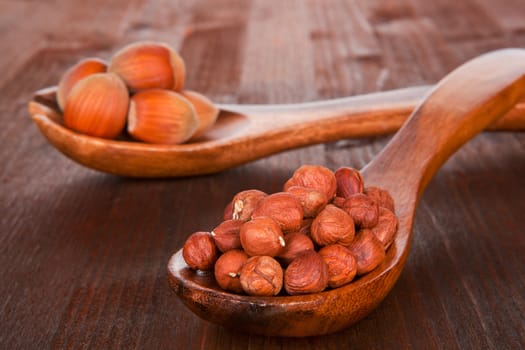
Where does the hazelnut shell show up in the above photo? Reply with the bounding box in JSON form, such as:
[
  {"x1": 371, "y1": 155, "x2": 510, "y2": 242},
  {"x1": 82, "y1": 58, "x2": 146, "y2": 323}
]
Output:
[{"x1": 63, "y1": 72, "x2": 129, "y2": 139}]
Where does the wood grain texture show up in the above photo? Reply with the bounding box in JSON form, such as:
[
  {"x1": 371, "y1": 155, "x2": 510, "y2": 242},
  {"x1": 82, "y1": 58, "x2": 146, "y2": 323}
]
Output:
[{"x1": 2, "y1": 0, "x2": 525, "y2": 348}]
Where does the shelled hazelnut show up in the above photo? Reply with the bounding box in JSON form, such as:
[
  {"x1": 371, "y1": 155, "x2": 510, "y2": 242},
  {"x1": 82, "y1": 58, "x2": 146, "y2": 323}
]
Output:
[
  {"x1": 284, "y1": 165, "x2": 337, "y2": 201},
  {"x1": 182, "y1": 231, "x2": 219, "y2": 271},
  {"x1": 239, "y1": 256, "x2": 283, "y2": 296},
  {"x1": 240, "y1": 217, "x2": 285, "y2": 257},
  {"x1": 277, "y1": 232, "x2": 315, "y2": 266},
  {"x1": 180, "y1": 164, "x2": 399, "y2": 297},
  {"x1": 319, "y1": 244, "x2": 357, "y2": 288},
  {"x1": 210, "y1": 219, "x2": 243, "y2": 252},
  {"x1": 342, "y1": 193, "x2": 379, "y2": 229},
  {"x1": 251, "y1": 192, "x2": 304, "y2": 233},
  {"x1": 284, "y1": 251, "x2": 328, "y2": 295},
  {"x1": 214, "y1": 249, "x2": 249, "y2": 293}
]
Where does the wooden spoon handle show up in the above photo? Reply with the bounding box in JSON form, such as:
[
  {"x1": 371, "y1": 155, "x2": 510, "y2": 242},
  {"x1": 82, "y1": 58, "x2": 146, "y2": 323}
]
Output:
[{"x1": 363, "y1": 49, "x2": 525, "y2": 215}]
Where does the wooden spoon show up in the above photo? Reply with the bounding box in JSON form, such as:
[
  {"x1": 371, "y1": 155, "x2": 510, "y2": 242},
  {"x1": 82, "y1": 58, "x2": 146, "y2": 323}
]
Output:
[
  {"x1": 29, "y1": 80, "x2": 525, "y2": 178},
  {"x1": 167, "y1": 49, "x2": 525, "y2": 337}
]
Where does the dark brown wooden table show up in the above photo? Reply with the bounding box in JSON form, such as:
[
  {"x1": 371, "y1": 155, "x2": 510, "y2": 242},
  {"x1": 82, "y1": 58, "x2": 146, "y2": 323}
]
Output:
[{"x1": 2, "y1": 0, "x2": 525, "y2": 348}]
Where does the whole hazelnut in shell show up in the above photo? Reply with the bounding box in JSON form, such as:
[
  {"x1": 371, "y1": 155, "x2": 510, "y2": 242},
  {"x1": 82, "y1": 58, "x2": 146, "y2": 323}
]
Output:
[
  {"x1": 284, "y1": 165, "x2": 337, "y2": 200},
  {"x1": 127, "y1": 89, "x2": 198, "y2": 144},
  {"x1": 230, "y1": 189, "x2": 268, "y2": 221},
  {"x1": 214, "y1": 249, "x2": 249, "y2": 293},
  {"x1": 240, "y1": 217, "x2": 285, "y2": 257},
  {"x1": 284, "y1": 251, "x2": 328, "y2": 295},
  {"x1": 342, "y1": 193, "x2": 379, "y2": 229},
  {"x1": 335, "y1": 167, "x2": 364, "y2": 198},
  {"x1": 57, "y1": 57, "x2": 108, "y2": 111},
  {"x1": 240, "y1": 256, "x2": 283, "y2": 296},
  {"x1": 319, "y1": 244, "x2": 357, "y2": 288},
  {"x1": 182, "y1": 231, "x2": 219, "y2": 271},
  {"x1": 285, "y1": 186, "x2": 328, "y2": 218},
  {"x1": 181, "y1": 90, "x2": 220, "y2": 139},
  {"x1": 210, "y1": 219, "x2": 243, "y2": 252},
  {"x1": 251, "y1": 192, "x2": 304, "y2": 233},
  {"x1": 109, "y1": 41, "x2": 186, "y2": 92},
  {"x1": 310, "y1": 204, "x2": 355, "y2": 247},
  {"x1": 63, "y1": 72, "x2": 129, "y2": 139},
  {"x1": 346, "y1": 229, "x2": 386, "y2": 275}
]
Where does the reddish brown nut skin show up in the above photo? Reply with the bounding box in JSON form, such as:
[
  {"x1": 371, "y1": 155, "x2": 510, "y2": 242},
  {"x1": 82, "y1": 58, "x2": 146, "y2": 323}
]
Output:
[
  {"x1": 240, "y1": 256, "x2": 283, "y2": 296},
  {"x1": 284, "y1": 165, "x2": 337, "y2": 201},
  {"x1": 286, "y1": 186, "x2": 328, "y2": 217},
  {"x1": 211, "y1": 219, "x2": 243, "y2": 252},
  {"x1": 310, "y1": 204, "x2": 355, "y2": 247},
  {"x1": 222, "y1": 200, "x2": 233, "y2": 221},
  {"x1": 284, "y1": 251, "x2": 329, "y2": 295},
  {"x1": 335, "y1": 167, "x2": 364, "y2": 198},
  {"x1": 371, "y1": 207, "x2": 398, "y2": 249},
  {"x1": 214, "y1": 249, "x2": 249, "y2": 293},
  {"x1": 182, "y1": 231, "x2": 219, "y2": 271},
  {"x1": 346, "y1": 229, "x2": 386, "y2": 275},
  {"x1": 240, "y1": 217, "x2": 285, "y2": 257},
  {"x1": 365, "y1": 186, "x2": 395, "y2": 212},
  {"x1": 319, "y1": 244, "x2": 357, "y2": 288},
  {"x1": 332, "y1": 196, "x2": 346, "y2": 208},
  {"x1": 277, "y1": 232, "x2": 315, "y2": 266},
  {"x1": 298, "y1": 218, "x2": 313, "y2": 236},
  {"x1": 230, "y1": 189, "x2": 268, "y2": 221},
  {"x1": 342, "y1": 193, "x2": 379, "y2": 229},
  {"x1": 251, "y1": 192, "x2": 304, "y2": 233}
]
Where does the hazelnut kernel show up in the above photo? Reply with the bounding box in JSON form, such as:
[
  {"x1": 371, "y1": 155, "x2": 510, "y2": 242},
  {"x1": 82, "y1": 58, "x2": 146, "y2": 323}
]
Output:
[
  {"x1": 311, "y1": 204, "x2": 355, "y2": 247},
  {"x1": 251, "y1": 192, "x2": 304, "y2": 233},
  {"x1": 286, "y1": 185, "x2": 328, "y2": 217},
  {"x1": 222, "y1": 200, "x2": 234, "y2": 221},
  {"x1": 210, "y1": 219, "x2": 243, "y2": 252},
  {"x1": 342, "y1": 193, "x2": 379, "y2": 229},
  {"x1": 346, "y1": 229, "x2": 386, "y2": 275},
  {"x1": 284, "y1": 165, "x2": 337, "y2": 200},
  {"x1": 214, "y1": 249, "x2": 249, "y2": 293},
  {"x1": 277, "y1": 232, "x2": 315, "y2": 266},
  {"x1": 231, "y1": 189, "x2": 268, "y2": 221},
  {"x1": 335, "y1": 167, "x2": 364, "y2": 198},
  {"x1": 240, "y1": 256, "x2": 283, "y2": 296},
  {"x1": 365, "y1": 186, "x2": 395, "y2": 212},
  {"x1": 318, "y1": 244, "x2": 357, "y2": 288},
  {"x1": 371, "y1": 207, "x2": 398, "y2": 249},
  {"x1": 298, "y1": 218, "x2": 313, "y2": 236},
  {"x1": 284, "y1": 251, "x2": 328, "y2": 295},
  {"x1": 240, "y1": 217, "x2": 285, "y2": 257},
  {"x1": 182, "y1": 231, "x2": 219, "y2": 271}
]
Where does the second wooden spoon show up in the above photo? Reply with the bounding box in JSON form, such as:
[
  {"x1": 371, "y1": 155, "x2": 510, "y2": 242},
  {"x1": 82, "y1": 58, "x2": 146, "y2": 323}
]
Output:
[{"x1": 29, "y1": 77, "x2": 525, "y2": 177}]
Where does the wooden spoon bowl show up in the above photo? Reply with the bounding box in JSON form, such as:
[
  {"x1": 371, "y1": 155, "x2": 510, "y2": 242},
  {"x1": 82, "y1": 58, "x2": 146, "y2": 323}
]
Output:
[
  {"x1": 29, "y1": 81, "x2": 525, "y2": 178},
  {"x1": 167, "y1": 49, "x2": 525, "y2": 337}
]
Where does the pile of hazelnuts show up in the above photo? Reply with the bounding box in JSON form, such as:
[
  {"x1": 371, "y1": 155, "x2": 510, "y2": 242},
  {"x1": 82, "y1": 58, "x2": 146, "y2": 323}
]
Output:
[
  {"x1": 55, "y1": 41, "x2": 219, "y2": 145},
  {"x1": 182, "y1": 165, "x2": 398, "y2": 296}
]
